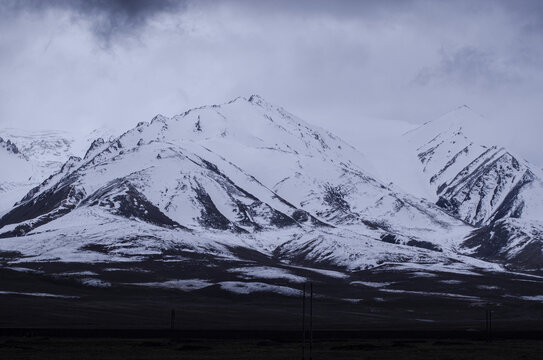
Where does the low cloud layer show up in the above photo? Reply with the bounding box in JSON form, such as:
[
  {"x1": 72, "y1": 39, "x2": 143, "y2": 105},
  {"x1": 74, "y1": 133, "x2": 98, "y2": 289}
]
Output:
[{"x1": 0, "y1": 0, "x2": 542, "y2": 165}]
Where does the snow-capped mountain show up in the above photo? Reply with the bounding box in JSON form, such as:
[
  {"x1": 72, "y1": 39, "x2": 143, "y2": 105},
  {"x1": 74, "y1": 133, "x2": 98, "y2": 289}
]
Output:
[
  {"x1": 0, "y1": 127, "x2": 117, "y2": 168},
  {"x1": 0, "y1": 96, "x2": 481, "y2": 273},
  {"x1": 2, "y1": 94, "x2": 543, "y2": 304},
  {"x1": 406, "y1": 106, "x2": 543, "y2": 268},
  {"x1": 0, "y1": 128, "x2": 75, "y2": 166},
  {"x1": 3, "y1": 94, "x2": 543, "y2": 313},
  {"x1": 0, "y1": 136, "x2": 35, "y2": 214},
  {"x1": 0, "y1": 128, "x2": 117, "y2": 213}
]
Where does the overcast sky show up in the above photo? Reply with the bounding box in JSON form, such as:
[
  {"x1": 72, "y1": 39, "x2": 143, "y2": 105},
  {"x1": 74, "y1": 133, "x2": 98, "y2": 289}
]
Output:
[{"x1": 1, "y1": 0, "x2": 542, "y2": 166}]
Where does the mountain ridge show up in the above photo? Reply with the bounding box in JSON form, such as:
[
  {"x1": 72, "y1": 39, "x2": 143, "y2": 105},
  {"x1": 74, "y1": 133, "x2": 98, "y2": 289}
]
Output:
[
  {"x1": 0, "y1": 95, "x2": 476, "y2": 271},
  {"x1": 406, "y1": 106, "x2": 543, "y2": 268},
  {"x1": 0, "y1": 95, "x2": 541, "y2": 292}
]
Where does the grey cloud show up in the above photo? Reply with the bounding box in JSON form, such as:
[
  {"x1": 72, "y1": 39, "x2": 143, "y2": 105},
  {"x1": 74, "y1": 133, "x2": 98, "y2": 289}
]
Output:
[
  {"x1": 414, "y1": 47, "x2": 517, "y2": 87},
  {"x1": 1, "y1": 0, "x2": 186, "y2": 47},
  {"x1": 230, "y1": 0, "x2": 418, "y2": 17},
  {"x1": 1, "y1": 0, "x2": 543, "y2": 167},
  {"x1": 496, "y1": 0, "x2": 543, "y2": 35}
]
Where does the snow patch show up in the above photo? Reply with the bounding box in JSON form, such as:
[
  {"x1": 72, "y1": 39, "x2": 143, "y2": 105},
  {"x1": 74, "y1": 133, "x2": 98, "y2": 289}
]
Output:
[
  {"x1": 379, "y1": 288, "x2": 480, "y2": 301},
  {"x1": 350, "y1": 281, "x2": 393, "y2": 288},
  {"x1": 228, "y1": 266, "x2": 306, "y2": 283},
  {"x1": 131, "y1": 279, "x2": 212, "y2": 291},
  {"x1": 0, "y1": 290, "x2": 78, "y2": 298},
  {"x1": 219, "y1": 281, "x2": 301, "y2": 296},
  {"x1": 80, "y1": 278, "x2": 111, "y2": 287}
]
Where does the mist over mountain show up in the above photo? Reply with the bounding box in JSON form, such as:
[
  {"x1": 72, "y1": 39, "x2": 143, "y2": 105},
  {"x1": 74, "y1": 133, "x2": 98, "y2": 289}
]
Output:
[{"x1": 1, "y1": 96, "x2": 541, "y2": 274}]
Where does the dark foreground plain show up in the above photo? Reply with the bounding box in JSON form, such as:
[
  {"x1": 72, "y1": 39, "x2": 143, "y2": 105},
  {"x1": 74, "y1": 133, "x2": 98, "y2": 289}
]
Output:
[
  {"x1": 2, "y1": 335, "x2": 543, "y2": 360},
  {"x1": 2, "y1": 259, "x2": 543, "y2": 330},
  {"x1": 2, "y1": 258, "x2": 543, "y2": 359}
]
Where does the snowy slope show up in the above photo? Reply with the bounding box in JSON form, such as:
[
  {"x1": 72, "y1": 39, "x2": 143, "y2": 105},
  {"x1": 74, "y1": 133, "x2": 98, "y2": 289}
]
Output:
[
  {"x1": 0, "y1": 127, "x2": 117, "y2": 170},
  {"x1": 406, "y1": 106, "x2": 543, "y2": 268},
  {"x1": 0, "y1": 128, "x2": 118, "y2": 212},
  {"x1": 2, "y1": 96, "x2": 543, "y2": 274},
  {"x1": 406, "y1": 106, "x2": 543, "y2": 224},
  {"x1": 0, "y1": 129, "x2": 77, "y2": 212},
  {"x1": 0, "y1": 96, "x2": 478, "y2": 274},
  {"x1": 0, "y1": 137, "x2": 35, "y2": 213},
  {"x1": 330, "y1": 116, "x2": 434, "y2": 200},
  {"x1": 0, "y1": 128, "x2": 75, "y2": 165}
]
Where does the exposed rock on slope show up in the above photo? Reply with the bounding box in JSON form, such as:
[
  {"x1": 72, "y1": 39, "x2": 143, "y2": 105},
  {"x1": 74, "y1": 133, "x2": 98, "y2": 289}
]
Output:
[
  {"x1": 0, "y1": 96, "x2": 474, "y2": 271},
  {"x1": 407, "y1": 106, "x2": 543, "y2": 269}
]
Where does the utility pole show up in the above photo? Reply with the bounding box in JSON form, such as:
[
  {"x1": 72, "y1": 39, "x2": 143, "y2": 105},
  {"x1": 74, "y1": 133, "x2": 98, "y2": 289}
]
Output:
[
  {"x1": 171, "y1": 308, "x2": 176, "y2": 330},
  {"x1": 302, "y1": 283, "x2": 306, "y2": 360},
  {"x1": 485, "y1": 308, "x2": 492, "y2": 340},
  {"x1": 488, "y1": 308, "x2": 492, "y2": 339},
  {"x1": 309, "y1": 282, "x2": 313, "y2": 360}
]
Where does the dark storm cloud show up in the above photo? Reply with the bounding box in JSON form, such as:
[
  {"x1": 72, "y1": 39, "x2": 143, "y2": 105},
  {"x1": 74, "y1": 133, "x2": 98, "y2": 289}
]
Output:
[{"x1": 1, "y1": 0, "x2": 186, "y2": 46}]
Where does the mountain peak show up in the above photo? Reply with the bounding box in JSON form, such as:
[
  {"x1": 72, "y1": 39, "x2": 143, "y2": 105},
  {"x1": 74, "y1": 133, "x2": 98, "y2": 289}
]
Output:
[
  {"x1": 248, "y1": 94, "x2": 265, "y2": 103},
  {"x1": 246, "y1": 94, "x2": 277, "y2": 110},
  {"x1": 0, "y1": 136, "x2": 22, "y2": 156},
  {"x1": 151, "y1": 114, "x2": 169, "y2": 124},
  {"x1": 406, "y1": 105, "x2": 486, "y2": 145},
  {"x1": 432, "y1": 104, "x2": 483, "y2": 128}
]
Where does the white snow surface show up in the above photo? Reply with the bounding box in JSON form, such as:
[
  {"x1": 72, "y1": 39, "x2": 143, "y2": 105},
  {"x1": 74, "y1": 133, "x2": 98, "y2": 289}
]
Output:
[
  {"x1": 79, "y1": 278, "x2": 111, "y2": 287},
  {"x1": 379, "y1": 289, "x2": 481, "y2": 302},
  {"x1": 219, "y1": 281, "x2": 301, "y2": 296},
  {"x1": 0, "y1": 290, "x2": 78, "y2": 298},
  {"x1": 0, "y1": 96, "x2": 538, "y2": 275},
  {"x1": 405, "y1": 106, "x2": 543, "y2": 225},
  {"x1": 228, "y1": 266, "x2": 306, "y2": 283},
  {"x1": 350, "y1": 281, "x2": 393, "y2": 288},
  {"x1": 0, "y1": 127, "x2": 117, "y2": 212},
  {"x1": 132, "y1": 279, "x2": 212, "y2": 291}
]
